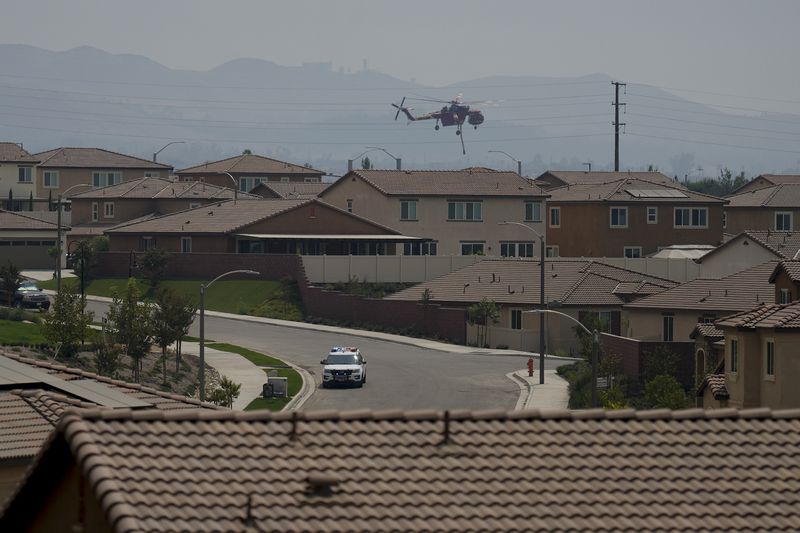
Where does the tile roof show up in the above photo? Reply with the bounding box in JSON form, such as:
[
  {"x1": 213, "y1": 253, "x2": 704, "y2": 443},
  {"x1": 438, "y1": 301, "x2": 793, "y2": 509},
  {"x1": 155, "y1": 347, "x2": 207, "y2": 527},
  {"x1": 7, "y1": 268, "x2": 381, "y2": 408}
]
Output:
[
  {"x1": 690, "y1": 323, "x2": 725, "y2": 339},
  {"x1": 337, "y1": 169, "x2": 547, "y2": 197},
  {"x1": 697, "y1": 231, "x2": 800, "y2": 264},
  {"x1": 697, "y1": 374, "x2": 729, "y2": 400},
  {"x1": 753, "y1": 174, "x2": 800, "y2": 186},
  {"x1": 770, "y1": 260, "x2": 800, "y2": 283},
  {"x1": 34, "y1": 147, "x2": 172, "y2": 169},
  {"x1": 717, "y1": 300, "x2": 800, "y2": 329},
  {"x1": 0, "y1": 143, "x2": 38, "y2": 163},
  {"x1": 625, "y1": 261, "x2": 777, "y2": 312},
  {"x1": 546, "y1": 176, "x2": 725, "y2": 204},
  {"x1": 177, "y1": 154, "x2": 323, "y2": 175},
  {"x1": 726, "y1": 183, "x2": 800, "y2": 208},
  {"x1": 385, "y1": 258, "x2": 675, "y2": 306},
  {"x1": 70, "y1": 177, "x2": 260, "y2": 200},
  {"x1": 251, "y1": 181, "x2": 330, "y2": 199},
  {"x1": 0, "y1": 209, "x2": 59, "y2": 231},
  {"x1": 5, "y1": 407, "x2": 800, "y2": 532},
  {"x1": 537, "y1": 170, "x2": 681, "y2": 187}
]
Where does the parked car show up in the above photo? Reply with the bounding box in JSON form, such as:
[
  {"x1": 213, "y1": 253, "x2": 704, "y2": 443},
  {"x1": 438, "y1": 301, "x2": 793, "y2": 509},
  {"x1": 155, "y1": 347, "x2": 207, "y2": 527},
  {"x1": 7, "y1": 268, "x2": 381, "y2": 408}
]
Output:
[
  {"x1": 321, "y1": 347, "x2": 366, "y2": 388},
  {"x1": 8, "y1": 281, "x2": 50, "y2": 310}
]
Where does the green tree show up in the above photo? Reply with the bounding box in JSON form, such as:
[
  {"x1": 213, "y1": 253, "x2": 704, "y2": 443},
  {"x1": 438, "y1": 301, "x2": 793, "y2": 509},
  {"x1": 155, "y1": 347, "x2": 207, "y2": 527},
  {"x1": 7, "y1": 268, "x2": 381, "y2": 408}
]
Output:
[
  {"x1": 466, "y1": 298, "x2": 500, "y2": 348},
  {"x1": 641, "y1": 345, "x2": 683, "y2": 386},
  {"x1": 106, "y1": 278, "x2": 153, "y2": 381},
  {"x1": 642, "y1": 375, "x2": 687, "y2": 409},
  {"x1": 242, "y1": 149, "x2": 252, "y2": 155},
  {"x1": 140, "y1": 248, "x2": 169, "y2": 289},
  {"x1": 0, "y1": 260, "x2": 21, "y2": 306},
  {"x1": 361, "y1": 156, "x2": 372, "y2": 170},
  {"x1": 28, "y1": 191, "x2": 33, "y2": 211},
  {"x1": 208, "y1": 375, "x2": 241, "y2": 408},
  {"x1": 42, "y1": 284, "x2": 94, "y2": 359},
  {"x1": 94, "y1": 332, "x2": 121, "y2": 377},
  {"x1": 168, "y1": 292, "x2": 197, "y2": 373},
  {"x1": 151, "y1": 287, "x2": 197, "y2": 382}
]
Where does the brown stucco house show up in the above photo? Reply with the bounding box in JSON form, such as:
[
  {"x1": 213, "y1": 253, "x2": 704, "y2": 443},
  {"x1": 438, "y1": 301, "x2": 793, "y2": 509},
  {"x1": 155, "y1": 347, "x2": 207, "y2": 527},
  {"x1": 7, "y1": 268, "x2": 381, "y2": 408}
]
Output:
[
  {"x1": 0, "y1": 142, "x2": 39, "y2": 210},
  {"x1": 176, "y1": 153, "x2": 325, "y2": 192},
  {"x1": 104, "y1": 198, "x2": 421, "y2": 255},
  {"x1": 33, "y1": 147, "x2": 173, "y2": 198},
  {"x1": 724, "y1": 183, "x2": 800, "y2": 234},
  {"x1": 534, "y1": 170, "x2": 682, "y2": 190},
  {"x1": 544, "y1": 176, "x2": 727, "y2": 258},
  {"x1": 319, "y1": 168, "x2": 549, "y2": 257}
]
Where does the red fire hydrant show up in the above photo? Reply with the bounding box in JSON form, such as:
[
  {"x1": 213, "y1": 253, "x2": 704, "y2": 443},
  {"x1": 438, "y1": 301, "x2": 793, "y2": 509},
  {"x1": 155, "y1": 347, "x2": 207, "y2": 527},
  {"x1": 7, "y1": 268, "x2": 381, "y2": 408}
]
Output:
[{"x1": 527, "y1": 356, "x2": 534, "y2": 377}]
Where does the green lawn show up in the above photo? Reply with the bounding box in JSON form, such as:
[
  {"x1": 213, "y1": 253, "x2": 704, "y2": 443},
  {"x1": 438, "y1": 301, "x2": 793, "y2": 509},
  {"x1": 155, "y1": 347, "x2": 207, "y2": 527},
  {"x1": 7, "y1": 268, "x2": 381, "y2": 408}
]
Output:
[
  {"x1": 206, "y1": 342, "x2": 286, "y2": 367},
  {"x1": 0, "y1": 319, "x2": 47, "y2": 345}
]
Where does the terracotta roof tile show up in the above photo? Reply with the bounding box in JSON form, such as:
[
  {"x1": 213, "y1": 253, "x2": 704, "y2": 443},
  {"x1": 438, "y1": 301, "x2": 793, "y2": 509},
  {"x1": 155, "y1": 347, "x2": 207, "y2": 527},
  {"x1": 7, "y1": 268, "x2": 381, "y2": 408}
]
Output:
[
  {"x1": 538, "y1": 170, "x2": 682, "y2": 187},
  {"x1": 71, "y1": 177, "x2": 260, "y2": 200},
  {"x1": 727, "y1": 183, "x2": 800, "y2": 208},
  {"x1": 690, "y1": 323, "x2": 725, "y2": 339},
  {"x1": 5, "y1": 408, "x2": 800, "y2": 531},
  {"x1": 343, "y1": 169, "x2": 547, "y2": 197},
  {"x1": 717, "y1": 300, "x2": 800, "y2": 329},
  {"x1": 770, "y1": 260, "x2": 800, "y2": 283},
  {"x1": 0, "y1": 210, "x2": 59, "y2": 231},
  {"x1": 0, "y1": 142, "x2": 38, "y2": 163},
  {"x1": 177, "y1": 154, "x2": 323, "y2": 175},
  {"x1": 34, "y1": 147, "x2": 172, "y2": 169},
  {"x1": 697, "y1": 374, "x2": 729, "y2": 400},
  {"x1": 546, "y1": 176, "x2": 725, "y2": 204},
  {"x1": 252, "y1": 181, "x2": 330, "y2": 199}
]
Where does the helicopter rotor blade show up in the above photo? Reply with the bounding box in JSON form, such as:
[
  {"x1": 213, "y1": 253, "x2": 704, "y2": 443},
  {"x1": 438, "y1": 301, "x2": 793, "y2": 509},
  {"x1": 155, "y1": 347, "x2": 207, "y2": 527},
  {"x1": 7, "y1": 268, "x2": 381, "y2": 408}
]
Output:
[{"x1": 393, "y1": 97, "x2": 406, "y2": 120}]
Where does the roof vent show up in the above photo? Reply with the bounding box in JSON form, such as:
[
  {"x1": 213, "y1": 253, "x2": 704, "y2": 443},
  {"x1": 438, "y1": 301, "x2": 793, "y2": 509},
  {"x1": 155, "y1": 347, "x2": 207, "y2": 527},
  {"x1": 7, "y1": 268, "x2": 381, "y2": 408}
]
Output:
[
  {"x1": 208, "y1": 211, "x2": 213, "y2": 216},
  {"x1": 306, "y1": 474, "x2": 339, "y2": 497}
]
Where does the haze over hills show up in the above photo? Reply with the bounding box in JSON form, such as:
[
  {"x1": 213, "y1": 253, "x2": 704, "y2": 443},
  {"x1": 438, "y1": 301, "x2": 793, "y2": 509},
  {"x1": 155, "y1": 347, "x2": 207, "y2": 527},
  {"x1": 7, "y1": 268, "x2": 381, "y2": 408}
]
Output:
[{"x1": 1, "y1": 44, "x2": 799, "y2": 178}]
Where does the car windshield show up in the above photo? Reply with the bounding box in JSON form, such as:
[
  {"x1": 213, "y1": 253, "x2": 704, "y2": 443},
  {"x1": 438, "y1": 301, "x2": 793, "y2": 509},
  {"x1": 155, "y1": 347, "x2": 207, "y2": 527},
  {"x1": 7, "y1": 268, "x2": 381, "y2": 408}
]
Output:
[
  {"x1": 18, "y1": 282, "x2": 39, "y2": 291},
  {"x1": 326, "y1": 354, "x2": 359, "y2": 365}
]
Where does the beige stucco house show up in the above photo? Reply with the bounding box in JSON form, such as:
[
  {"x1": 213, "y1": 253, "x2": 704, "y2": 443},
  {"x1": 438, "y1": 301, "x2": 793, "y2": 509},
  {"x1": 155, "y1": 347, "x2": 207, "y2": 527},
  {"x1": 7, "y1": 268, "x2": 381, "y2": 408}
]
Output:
[
  {"x1": 176, "y1": 153, "x2": 325, "y2": 192},
  {"x1": 0, "y1": 143, "x2": 39, "y2": 210},
  {"x1": 695, "y1": 231, "x2": 800, "y2": 279},
  {"x1": 319, "y1": 168, "x2": 549, "y2": 257}
]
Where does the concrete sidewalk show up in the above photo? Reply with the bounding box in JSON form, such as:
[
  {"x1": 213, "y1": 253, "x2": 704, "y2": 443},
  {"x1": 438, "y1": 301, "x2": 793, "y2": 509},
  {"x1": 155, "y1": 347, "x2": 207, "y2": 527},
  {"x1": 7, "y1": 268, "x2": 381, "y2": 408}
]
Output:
[
  {"x1": 21, "y1": 269, "x2": 75, "y2": 281},
  {"x1": 509, "y1": 369, "x2": 569, "y2": 410}
]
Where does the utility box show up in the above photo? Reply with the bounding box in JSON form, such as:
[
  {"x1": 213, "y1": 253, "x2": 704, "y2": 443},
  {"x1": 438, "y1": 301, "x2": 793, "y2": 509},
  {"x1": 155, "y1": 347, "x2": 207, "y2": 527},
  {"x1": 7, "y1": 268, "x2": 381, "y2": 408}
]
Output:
[
  {"x1": 262, "y1": 383, "x2": 274, "y2": 399},
  {"x1": 267, "y1": 376, "x2": 288, "y2": 398}
]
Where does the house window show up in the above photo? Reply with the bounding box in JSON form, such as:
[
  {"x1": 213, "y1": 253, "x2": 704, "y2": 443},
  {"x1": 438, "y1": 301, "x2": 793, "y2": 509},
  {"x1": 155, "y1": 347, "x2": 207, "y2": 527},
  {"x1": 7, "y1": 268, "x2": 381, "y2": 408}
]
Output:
[
  {"x1": 448, "y1": 201, "x2": 482, "y2": 221},
  {"x1": 143, "y1": 171, "x2": 160, "y2": 178},
  {"x1": 460, "y1": 242, "x2": 484, "y2": 255},
  {"x1": 280, "y1": 177, "x2": 290, "y2": 183},
  {"x1": 524, "y1": 201, "x2": 542, "y2": 222},
  {"x1": 610, "y1": 206, "x2": 628, "y2": 228},
  {"x1": 181, "y1": 237, "x2": 192, "y2": 253},
  {"x1": 140, "y1": 237, "x2": 154, "y2": 251},
  {"x1": 346, "y1": 199, "x2": 353, "y2": 213},
  {"x1": 623, "y1": 246, "x2": 642, "y2": 258},
  {"x1": 91, "y1": 202, "x2": 98, "y2": 222},
  {"x1": 780, "y1": 288, "x2": 791, "y2": 304},
  {"x1": 43, "y1": 171, "x2": 59, "y2": 188},
  {"x1": 647, "y1": 206, "x2": 658, "y2": 224},
  {"x1": 662, "y1": 313, "x2": 674, "y2": 342},
  {"x1": 775, "y1": 212, "x2": 793, "y2": 231},
  {"x1": 501, "y1": 242, "x2": 534, "y2": 258},
  {"x1": 92, "y1": 171, "x2": 122, "y2": 187},
  {"x1": 304, "y1": 177, "x2": 320, "y2": 183},
  {"x1": 545, "y1": 245, "x2": 559, "y2": 257},
  {"x1": 510, "y1": 309, "x2": 522, "y2": 330},
  {"x1": 674, "y1": 207, "x2": 708, "y2": 228},
  {"x1": 103, "y1": 202, "x2": 115, "y2": 218},
  {"x1": 765, "y1": 339, "x2": 775, "y2": 378},
  {"x1": 18, "y1": 166, "x2": 32, "y2": 183},
  {"x1": 403, "y1": 241, "x2": 437, "y2": 256},
  {"x1": 239, "y1": 177, "x2": 266, "y2": 192},
  {"x1": 722, "y1": 212, "x2": 727, "y2": 229},
  {"x1": 549, "y1": 207, "x2": 561, "y2": 228},
  {"x1": 730, "y1": 338, "x2": 739, "y2": 374},
  {"x1": 189, "y1": 202, "x2": 200, "y2": 209},
  {"x1": 400, "y1": 200, "x2": 417, "y2": 221}
]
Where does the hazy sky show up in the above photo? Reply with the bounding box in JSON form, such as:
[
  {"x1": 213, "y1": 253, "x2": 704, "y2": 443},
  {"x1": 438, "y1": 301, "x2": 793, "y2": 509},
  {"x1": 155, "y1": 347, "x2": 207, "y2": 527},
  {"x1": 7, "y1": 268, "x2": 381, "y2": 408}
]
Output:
[{"x1": 2, "y1": 0, "x2": 800, "y2": 113}]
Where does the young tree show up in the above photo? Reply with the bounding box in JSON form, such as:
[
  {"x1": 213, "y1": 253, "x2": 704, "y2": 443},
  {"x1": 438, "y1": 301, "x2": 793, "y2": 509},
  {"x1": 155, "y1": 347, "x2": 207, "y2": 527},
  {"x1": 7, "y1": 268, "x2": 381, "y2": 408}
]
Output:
[
  {"x1": 140, "y1": 248, "x2": 169, "y2": 290},
  {"x1": 0, "y1": 260, "x2": 21, "y2": 306},
  {"x1": 642, "y1": 375, "x2": 687, "y2": 409},
  {"x1": 361, "y1": 156, "x2": 372, "y2": 170},
  {"x1": 208, "y1": 376, "x2": 241, "y2": 408},
  {"x1": 151, "y1": 287, "x2": 176, "y2": 384},
  {"x1": 106, "y1": 279, "x2": 153, "y2": 381},
  {"x1": 42, "y1": 284, "x2": 94, "y2": 359},
  {"x1": 170, "y1": 293, "x2": 197, "y2": 373},
  {"x1": 466, "y1": 298, "x2": 500, "y2": 348},
  {"x1": 28, "y1": 191, "x2": 33, "y2": 211},
  {"x1": 94, "y1": 332, "x2": 121, "y2": 377}
]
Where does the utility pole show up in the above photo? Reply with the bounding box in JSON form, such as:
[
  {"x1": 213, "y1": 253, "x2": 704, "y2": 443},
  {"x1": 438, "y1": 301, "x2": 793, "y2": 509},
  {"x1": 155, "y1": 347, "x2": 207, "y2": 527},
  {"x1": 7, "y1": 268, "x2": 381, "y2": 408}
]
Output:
[{"x1": 612, "y1": 81, "x2": 626, "y2": 171}]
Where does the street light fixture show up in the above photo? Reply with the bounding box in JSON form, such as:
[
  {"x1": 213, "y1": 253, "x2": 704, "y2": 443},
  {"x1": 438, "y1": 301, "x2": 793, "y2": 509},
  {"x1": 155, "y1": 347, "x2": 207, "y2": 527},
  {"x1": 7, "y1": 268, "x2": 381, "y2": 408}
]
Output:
[
  {"x1": 498, "y1": 221, "x2": 546, "y2": 384},
  {"x1": 219, "y1": 171, "x2": 239, "y2": 204},
  {"x1": 56, "y1": 183, "x2": 93, "y2": 292},
  {"x1": 348, "y1": 147, "x2": 402, "y2": 172},
  {"x1": 525, "y1": 308, "x2": 601, "y2": 408},
  {"x1": 488, "y1": 150, "x2": 522, "y2": 175},
  {"x1": 152, "y1": 141, "x2": 185, "y2": 163},
  {"x1": 198, "y1": 269, "x2": 260, "y2": 401}
]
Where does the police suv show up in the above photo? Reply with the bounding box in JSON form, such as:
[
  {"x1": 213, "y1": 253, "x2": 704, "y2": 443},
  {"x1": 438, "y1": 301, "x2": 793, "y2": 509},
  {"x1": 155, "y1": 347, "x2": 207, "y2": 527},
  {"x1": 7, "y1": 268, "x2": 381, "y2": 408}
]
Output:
[{"x1": 320, "y1": 347, "x2": 367, "y2": 388}]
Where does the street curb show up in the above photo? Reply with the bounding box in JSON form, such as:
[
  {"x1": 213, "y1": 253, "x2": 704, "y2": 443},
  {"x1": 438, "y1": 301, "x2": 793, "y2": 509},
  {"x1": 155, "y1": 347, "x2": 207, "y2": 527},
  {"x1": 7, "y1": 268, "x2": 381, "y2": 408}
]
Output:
[
  {"x1": 283, "y1": 362, "x2": 315, "y2": 412},
  {"x1": 507, "y1": 371, "x2": 531, "y2": 411}
]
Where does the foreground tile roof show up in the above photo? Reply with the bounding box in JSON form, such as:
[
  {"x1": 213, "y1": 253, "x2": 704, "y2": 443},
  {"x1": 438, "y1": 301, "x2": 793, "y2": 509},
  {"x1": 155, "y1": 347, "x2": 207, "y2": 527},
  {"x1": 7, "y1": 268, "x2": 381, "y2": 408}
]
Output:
[
  {"x1": 546, "y1": 176, "x2": 725, "y2": 204},
  {"x1": 0, "y1": 209, "x2": 59, "y2": 231},
  {"x1": 726, "y1": 183, "x2": 800, "y2": 208},
  {"x1": 386, "y1": 258, "x2": 675, "y2": 306},
  {"x1": 690, "y1": 323, "x2": 725, "y2": 339},
  {"x1": 341, "y1": 169, "x2": 547, "y2": 197},
  {"x1": 177, "y1": 153, "x2": 323, "y2": 175},
  {"x1": 4, "y1": 407, "x2": 800, "y2": 532},
  {"x1": 71, "y1": 177, "x2": 260, "y2": 200},
  {"x1": 717, "y1": 300, "x2": 800, "y2": 330},
  {"x1": 0, "y1": 142, "x2": 38, "y2": 163},
  {"x1": 34, "y1": 147, "x2": 172, "y2": 169}
]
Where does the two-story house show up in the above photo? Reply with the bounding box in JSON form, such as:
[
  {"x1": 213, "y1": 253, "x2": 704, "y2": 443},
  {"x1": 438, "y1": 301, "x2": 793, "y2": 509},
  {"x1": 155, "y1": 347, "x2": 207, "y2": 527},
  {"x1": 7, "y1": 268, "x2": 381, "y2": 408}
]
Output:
[
  {"x1": 724, "y1": 183, "x2": 800, "y2": 234},
  {"x1": 729, "y1": 173, "x2": 800, "y2": 195},
  {"x1": 319, "y1": 169, "x2": 549, "y2": 256},
  {"x1": 0, "y1": 143, "x2": 39, "y2": 210},
  {"x1": 176, "y1": 153, "x2": 325, "y2": 192},
  {"x1": 544, "y1": 176, "x2": 726, "y2": 258},
  {"x1": 33, "y1": 147, "x2": 173, "y2": 198},
  {"x1": 534, "y1": 170, "x2": 682, "y2": 190}
]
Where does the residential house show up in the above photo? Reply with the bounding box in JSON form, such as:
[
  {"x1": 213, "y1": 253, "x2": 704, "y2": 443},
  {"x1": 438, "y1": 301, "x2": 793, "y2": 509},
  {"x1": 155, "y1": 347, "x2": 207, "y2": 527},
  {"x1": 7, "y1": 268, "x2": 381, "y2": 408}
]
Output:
[
  {"x1": 104, "y1": 198, "x2": 421, "y2": 255},
  {"x1": 769, "y1": 259, "x2": 800, "y2": 304},
  {"x1": 5, "y1": 408, "x2": 800, "y2": 532},
  {"x1": 623, "y1": 261, "x2": 776, "y2": 343},
  {"x1": 176, "y1": 153, "x2": 325, "y2": 192},
  {"x1": 544, "y1": 176, "x2": 726, "y2": 258},
  {"x1": 0, "y1": 210, "x2": 59, "y2": 269},
  {"x1": 386, "y1": 258, "x2": 675, "y2": 353},
  {"x1": 729, "y1": 173, "x2": 800, "y2": 195},
  {"x1": 33, "y1": 147, "x2": 173, "y2": 198},
  {"x1": 725, "y1": 183, "x2": 800, "y2": 234},
  {"x1": 695, "y1": 230, "x2": 800, "y2": 278},
  {"x1": 250, "y1": 180, "x2": 330, "y2": 199},
  {"x1": 0, "y1": 351, "x2": 221, "y2": 502},
  {"x1": 319, "y1": 169, "x2": 549, "y2": 257},
  {"x1": 66, "y1": 177, "x2": 261, "y2": 245},
  {"x1": 0, "y1": 143, "x2": 39, "y2": 210},
  {"x1": 690, "y1": 323, "x2": 725, "y2": 390},
  {"x1": 534, "y1": 170, "x2": 682, "y2": 190}
]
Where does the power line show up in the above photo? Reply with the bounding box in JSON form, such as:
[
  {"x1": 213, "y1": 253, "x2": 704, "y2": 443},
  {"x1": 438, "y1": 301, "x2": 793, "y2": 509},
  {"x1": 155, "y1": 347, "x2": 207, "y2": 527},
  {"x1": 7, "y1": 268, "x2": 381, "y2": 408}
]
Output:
[
  {"x1": 627, "y1": 132, "x2": 800, "y2": 155},
  {"x1": 629, "y1": 82, "x2": 800, "y2": 106}
]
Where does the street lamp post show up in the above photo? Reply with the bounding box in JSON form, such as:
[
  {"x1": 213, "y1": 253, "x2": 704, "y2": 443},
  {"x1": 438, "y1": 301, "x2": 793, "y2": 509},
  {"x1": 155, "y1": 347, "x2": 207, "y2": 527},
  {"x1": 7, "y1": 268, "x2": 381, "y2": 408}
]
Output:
[
  {"x1": 220, "y1": 172, "x2": 238, "y2": 204},
  {"x1": 498, "y1": 221, "x2": 545, "y2": 384},
  {"x1": 488, "y1": 150, "x2": 522, "y2": 175},
  {"x1": 525, "y1": 309, "x2": 601, "y2": 408},
  {"x1": 199, "y1": 269, "x2": 259, "y2": 401},
  {"x1": 348, "y1": 147, "x2": 402, "y2": 171},
  {"x1": 56, "y1": 183, "x2": 93, "y2": 292},
  {"x1": 152, "y1": 141, "x2": 185, "y2": 163}
]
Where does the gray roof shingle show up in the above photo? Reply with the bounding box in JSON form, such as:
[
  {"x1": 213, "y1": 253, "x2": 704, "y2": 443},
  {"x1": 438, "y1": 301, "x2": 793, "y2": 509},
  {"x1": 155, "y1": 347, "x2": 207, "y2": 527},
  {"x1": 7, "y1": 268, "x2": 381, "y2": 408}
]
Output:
[
  {"x1": 71, "y1": 177, "x2": 260, "y2": 200},
  {"x1": 34, "y1": 147, "x2": 172, "y2": 169},
  {"x1": 177, "y1": 154, "x2": 323, "y2": 175},
  {"x1": 717, "y1": 300, "x2": 800, "y2": 329},
  {"x1": 340, "y1": 169, "x2": 547, "y2": 197}
]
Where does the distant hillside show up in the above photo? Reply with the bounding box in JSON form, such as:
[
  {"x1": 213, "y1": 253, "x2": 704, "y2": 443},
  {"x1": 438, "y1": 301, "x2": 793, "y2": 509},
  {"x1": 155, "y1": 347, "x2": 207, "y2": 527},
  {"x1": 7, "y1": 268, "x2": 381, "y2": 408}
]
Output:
[{"x1": 1, "y1": 44, "x2": 798, "y2": 177}]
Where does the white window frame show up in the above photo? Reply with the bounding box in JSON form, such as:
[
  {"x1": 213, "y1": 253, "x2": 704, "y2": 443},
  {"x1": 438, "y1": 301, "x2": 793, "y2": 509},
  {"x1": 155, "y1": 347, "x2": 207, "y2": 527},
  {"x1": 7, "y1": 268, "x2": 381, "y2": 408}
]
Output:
[
  {"x1": 280, "y1": 177, "x2": 290, "y2": 183},
  {"x1": 17, "y1": 166, "x2": 32, "y2": 183},
  {"x1": 780, "y1": 288, "x2": 791, "y2": 304},
  {"x1": 346, "y1": 199, "x2": 353, "y2": 213},
  {"x1": 92, "y1": 171, "x2": 122, "y2": 188},
  {"x1": 510, "y1": 309, "x2": 522, "y2": 330},
  {"x1": 103, "y1": 202, "x2": 114, "y2": 219},
  {"x1": 403, "y1": 241, "x2": 437, "y2": 256},
  {"x1": 647, "y1": 206, "x2": 658, "y2": 224},
  {"x1": 549, "y1": 206, "x2": 561, "y2": 228},
  {"x1": 545, "y1": 245, "x2": 559, "y2": 258},
  {"x1": 143, "y1": 171, "x2": 160, "y2": 178},
  {"x1": 180, "y1": 236, "x2": 192, "y2": 253},
  {"x1": 730, "y1": 337, "x2": 739, "y2": 375},
  {"x1": 304, "y1": 177, "x2": 320, "y2": 183},
  {"x1": 140, "y1": 236, "x2": 154, "y2": 251},
  {"x1": 765, "y1": 338, "x2": 775, "y2": 380},
  {"x1": 524, "y1": 201, "x2": 542, "y2": 222},
  {"x1": 448, "y1": 200, "x2": 482, "y2": 221},
  {"x1": 674, "y1": 207, "x2": 708, "y2": 229},
  {"x1": 460, "y1": 241, "x2": 485, "y2": 255},
  {"x1": 500, "y1": 241, "x2": 535, "y2": 258},
  {"x1": 775, "y1": 212, "x2": 793, "y2": 232},
  {"x1": 610, "y1": 206, "x2": 628, "y2": 228},
  {"x1": 91, "y1": 202, "x2": 99, "y2": 222},
  {"x1": 623, "y1": 246, "x2": 642, "y2": 258},
  {"x1": 43, "y1": 170, "x2": 60, "y2": 189},
  {"x1": 400, "y1": 199, "x2": 418, "y2": 221}
]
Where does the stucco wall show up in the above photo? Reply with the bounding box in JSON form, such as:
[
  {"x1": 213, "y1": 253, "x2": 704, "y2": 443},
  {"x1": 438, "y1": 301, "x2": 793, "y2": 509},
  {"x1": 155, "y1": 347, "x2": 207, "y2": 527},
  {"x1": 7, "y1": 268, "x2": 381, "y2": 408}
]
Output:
[
  {"x1": 726, "y1": 207, "x2": 800, "y2": 234},
  {"x1": 0, "y1": 162, "x2": 36, "y2": 201}
]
